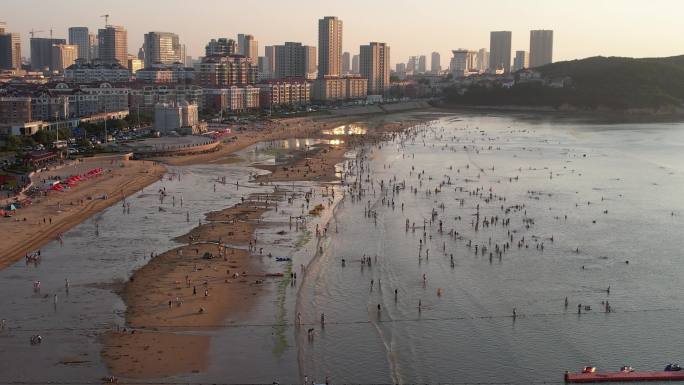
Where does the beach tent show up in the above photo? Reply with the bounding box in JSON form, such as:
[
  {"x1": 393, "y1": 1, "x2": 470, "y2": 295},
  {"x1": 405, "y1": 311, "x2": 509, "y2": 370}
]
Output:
[{"x1": 6, "y1": 204, "x2": 17, "y2": 211}]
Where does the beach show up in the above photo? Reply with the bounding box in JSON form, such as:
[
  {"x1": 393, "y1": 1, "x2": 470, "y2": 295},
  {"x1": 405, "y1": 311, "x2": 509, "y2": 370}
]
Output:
[
  {"x1": 102, "y1": 196, "x2": 277, "y2": 378},
  {"x1": 0, "y1": 156, "x2": 166, "y2": 270}
]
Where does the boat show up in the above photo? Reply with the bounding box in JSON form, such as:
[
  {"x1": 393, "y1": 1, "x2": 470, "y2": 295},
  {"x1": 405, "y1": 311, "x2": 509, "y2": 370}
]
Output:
[
  {"x1": 565, "y1": 365, "x2": 684, "y2": 383},
  {"x1": 265, "y1": 272, "x2": 284, "y2": 277},
  {"x1": 275, "y1": 257, "x2": 291, "y2": 262}
]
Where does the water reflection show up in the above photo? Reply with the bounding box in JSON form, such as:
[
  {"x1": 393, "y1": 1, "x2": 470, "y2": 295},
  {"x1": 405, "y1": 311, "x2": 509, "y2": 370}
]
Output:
[{"x1": 321, "y1": 123, "x2": 368, "y2": 136}]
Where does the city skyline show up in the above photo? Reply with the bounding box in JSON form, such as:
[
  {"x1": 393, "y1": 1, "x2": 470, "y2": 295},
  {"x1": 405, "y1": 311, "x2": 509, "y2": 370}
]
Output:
[{"x1": 3, "y1": 0, "x2": 684, "y2": 68}]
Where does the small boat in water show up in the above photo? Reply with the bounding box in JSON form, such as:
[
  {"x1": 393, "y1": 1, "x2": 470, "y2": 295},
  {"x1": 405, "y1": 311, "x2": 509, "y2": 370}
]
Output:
[{"x1": 565, "y1": 364, "x2": 684, "y2": 383}]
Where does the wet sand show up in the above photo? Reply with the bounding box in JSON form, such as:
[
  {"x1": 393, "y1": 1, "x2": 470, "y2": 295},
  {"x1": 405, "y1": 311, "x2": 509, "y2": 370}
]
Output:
[
  {"x1": 102, "y1": 197, "x2": 278, "y2": 379},
  {"x1": 0, "y1": 158, "x2": 166, "y2": 270}
]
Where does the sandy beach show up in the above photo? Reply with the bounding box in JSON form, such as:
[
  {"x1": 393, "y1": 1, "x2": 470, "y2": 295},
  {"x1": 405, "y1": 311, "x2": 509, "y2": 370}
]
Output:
[
  {"x1": 99, "y1": 113, "x2": 434, "y2": 380},
  {"x1": 0, "y1": 157, "x2": 166, "y2": 270},
  {"x1": 102, "y1": 196, "x2": 280, "y2": 378}
]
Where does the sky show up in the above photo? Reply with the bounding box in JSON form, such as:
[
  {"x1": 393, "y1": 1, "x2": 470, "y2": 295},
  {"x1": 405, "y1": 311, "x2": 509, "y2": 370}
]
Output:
[{"x1": 4, "y1": 0, "x2": 684, "y2": 68}]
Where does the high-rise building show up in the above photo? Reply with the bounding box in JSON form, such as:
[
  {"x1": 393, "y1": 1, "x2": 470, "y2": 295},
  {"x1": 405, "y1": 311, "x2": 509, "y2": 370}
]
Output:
[
  {"x1": 476, "y1": 49, "x2": 489, "y2": 72},
  {"x1": 243, "y1": 35, "x2": 258, "y2": 63},
  {"x1": 236, "y1": 34, "x2": 258, "y2": 60},
  {"x1": 257, "y1": 56, "x2": 272, "y2": 80},
  {"x1": 304, "y1": 46, "x2": 316, "y2": 79},
  {"x1": 407, "y1": 56, "x2": 418, "y2": 73},
  {"x1": 68, "y1": 27, "x2": 90, "y2": 61},
  {"x1": 351, "y1": 54, "x2": 359, "y2": 74},
  {"x1": 30, "y1": 37, "x2": 66, "y2": 71},
  {"x1": 143, "y1": 31, "x2": 182, "y2": 67},
  {"x1": 51, "y1": 44, "x2": 78, "y2": 72},
  {"x1": 274, "y1": 42, "x2": 306, "y2": 79},
  {"x1": 206, "y1": 38, "x2": 236, "y2": 57},
  {"x1": 89, "y1": 33, "x2": 98, "y2": 60},
  {"x1": 237, "y1": 34, "x2": 247, "y2": 55},
  {"x1": 431, "y1": 52, "x2": 441, "y2": 73},
  {"x1": 128, "y1": 57, "x2": 143, "y2": 74},
  {"x1": 489, "y1": 31, "x2": 512, "y2": 73},
  {"x1": 264, "y1": 45, "x2": 276, "y2": 75},
  {"x1": 360, "y1": 42, "x2": 390, "y2": 95},
  {"x1": 0, "y1": 31, "x2": 21, "y2": 70},
  {"x1": 418, "y1": 55, "x2": 427, "y2": 73},
  {"x1": 450, "y1": 49, "x2": 477, "y2": 76},
  {"x1": 342, "y1": 51, "x2": 350, "y2": 74},
  {"x1": 196, "y1": 55, "x2": 257, "y2": 87},
  {"x1": 395, "y1": 62, "x2": 406, "y2": 74},
  {"x1": 0, "y1": 22, "x2": 6, "y2": 34},
  {"x1": 318, "y1": 16, "x2": 343, "y2": 78},
  {"x1": 529, "y1": 30, "x2": 553, "y2": 68},
  {"x1": 98, "y1": 26, "x2": 128, "y2": 68},
  {"x1": 512, "y1": 50, "x2": 529, "y2": 72}
]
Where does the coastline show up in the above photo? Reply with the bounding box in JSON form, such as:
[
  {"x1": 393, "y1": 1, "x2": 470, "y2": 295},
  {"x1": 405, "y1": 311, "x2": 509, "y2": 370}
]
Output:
[
  {"x1": 0, "y1": 158, "x2": 166, "y2": 270},
  {"x1": 102, "y1": 196, "x2": 277, "y2": 378},
  {"x1": 434, "y1": 103, "x2": 684, "y2": 123}
]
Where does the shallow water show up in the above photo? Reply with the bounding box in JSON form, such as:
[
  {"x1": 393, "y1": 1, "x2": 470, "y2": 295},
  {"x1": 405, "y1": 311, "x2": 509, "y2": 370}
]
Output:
[
  {"x1": 295, "y1": 113, "x2": 684, "y2": 384},
  {"x1": 0, "y1": 143, "x2": 341, "y2": 384},
  {"x1": 1, "y1": 113, "x2": 684, "y2": 384}
]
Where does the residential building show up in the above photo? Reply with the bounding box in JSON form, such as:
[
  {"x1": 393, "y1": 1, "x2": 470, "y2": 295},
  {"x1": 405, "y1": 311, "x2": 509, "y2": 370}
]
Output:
[
  {"x1": 128, "y1": 57, "x2": 143, "y2": 74},
  {"x1": 257, "y1": 79, "x2": 311, "y2": 108},
  {"x1": 89, "y1": 33, "x2": 98, "y2": 60},
  {"x1": 237, "y1": 34, "x2": 258, "y2": 61},
  {"x1": 489, "y1": 31, "x2": 512, "y2": 73},
  {"x1": 205, "y1": 38, "x2": 236, "y2": 57},
  {"x1": 196, "y1": 55, "x2": 257, "y2": 87},
  {"x1": 476, "y1": 49, "x2": 489, "y2": 72},
  {"x1": 225, "y1": 86, "x2": 259, "y2": 112},
  {"x1": 450, "y1": 49, "x2": 477, "y2": 77},
  {"x1": 257, "y1": 56, "x2": 272, "y2": 80},
  {"x1": 312, "y1": 75, "x2": 366, "y2": 102},
  {"x1": 98, "y1": 25, "x2": 128, "y2": 68},
  {"x1": 318, "y1": 16, "x2": 343, "y2": 77},
  {"x1": 264, "y1": 45, "x2": 276, "y2": 75},
  {"x1": 0, "y1": 97, "x2": 32, "y2": 125},
  {"x1": 512, "y1": 50, "x2": 529, "y2": 72},
  {"x1": 431, "y1": 52, "x2": 441, "y2": 73},
  {"x1": 50, "y1": 44, "x2": 78, "y2": 72},
  {"x1": 64, "y1": 59, "x2": 131, "y2": 82},
  {"x1": 136, "y1": 63, "x2": 194, "y2": 83},
  {"x1": 529, "y1": 30, "x2": 553, "y2": 68},
  {"x1": 274, "y1": 42, "x2": 307, "y2": 79},
  {"x1": 304, "y1": 46, "x2": 317, "y2": 79},
  {"x1": 342, "y1": 52, "x2": 350, "y2": 74},
  {"x1": 202, "y1": 86, "x2": 258, "y2": 113},
  {"x1": 0, "y1": 32, "x2": 21, "y2": 70},
  {"x1": 312, "y1": 76, "x2": 345, "y2": 102},
  {"x1": 345, "y1": 75, "x2": 368, "y2": 100},
  {"x1": 30, "y1": 37, "x2": 66, "y2": 71},
  {"x1": 129, "y1": 84, "x2": 203, "y2": 110},
  {"x1": 351, "y1": 54, "x2": 359, "y2": 74},
  {"x1": 143, "y1": 31, "x2": 182, "y2": 68},
  {"x1": 418, "y1": 55, "x2": 427, "y2": 73},
  {"x1": 407, "y1": 56, "x2": 418, "y2": 73},
  {"x1": 360, "y1": 42, "x2": 390, "y2": 95},
  {"x1": 68, "y1": 27, "x2": 90, "y2": 61},
  {"x1": 154, "y1": 101, "x2": 200, "y2": 133}
]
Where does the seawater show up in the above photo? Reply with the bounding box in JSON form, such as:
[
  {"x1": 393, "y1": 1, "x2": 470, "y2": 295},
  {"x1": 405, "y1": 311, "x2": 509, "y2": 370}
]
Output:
[
  {"x1": 295, "y1": 113, "x2": 684, "y2": 384},
  {"x1": 1, "y1": 113, "x2": 684, "y2": 384}
]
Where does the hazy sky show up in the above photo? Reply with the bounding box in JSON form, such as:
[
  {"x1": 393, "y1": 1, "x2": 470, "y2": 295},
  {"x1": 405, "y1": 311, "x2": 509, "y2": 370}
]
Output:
[{"x1": 4, "y1": 0, "x2": 684, "y2": 67}]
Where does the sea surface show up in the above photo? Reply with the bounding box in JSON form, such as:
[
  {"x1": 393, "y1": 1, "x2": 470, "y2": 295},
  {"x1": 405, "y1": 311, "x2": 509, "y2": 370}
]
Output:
[
  {"x1": 295, "y1": 113, "x2": 684, "y2": 384},
  {"x1": 1, "y1": 113, "x2": 684, "y2": 384}
]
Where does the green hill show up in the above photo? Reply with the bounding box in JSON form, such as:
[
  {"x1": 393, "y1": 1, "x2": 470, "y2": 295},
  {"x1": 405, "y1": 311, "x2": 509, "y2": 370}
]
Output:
[{"x1": 444, "y1": 55, "x2": 684, "y2": 111}]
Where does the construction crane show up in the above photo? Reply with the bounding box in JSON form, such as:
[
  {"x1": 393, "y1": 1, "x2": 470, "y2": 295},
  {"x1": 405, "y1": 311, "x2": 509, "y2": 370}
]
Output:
[
  {"x1": 29, "y1": 29, "x2": 44, "y2": 38},
  {"x1": 100, "y1": 14, "x2": 109, "y2": 27}
]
